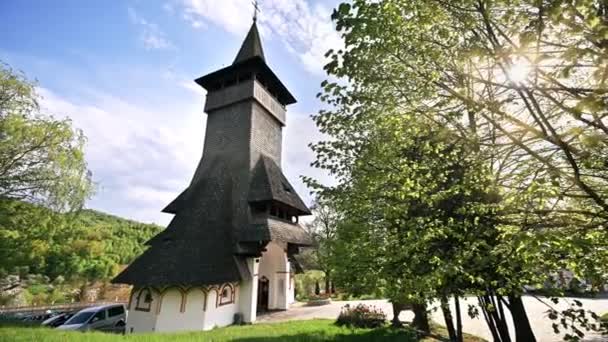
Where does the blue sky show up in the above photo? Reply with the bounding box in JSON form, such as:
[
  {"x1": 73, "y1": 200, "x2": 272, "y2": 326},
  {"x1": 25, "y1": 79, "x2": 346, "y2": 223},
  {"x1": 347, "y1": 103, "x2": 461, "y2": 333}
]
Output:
[{"x1": 0, "y1": 0, "x2": 339, "y2": 225}]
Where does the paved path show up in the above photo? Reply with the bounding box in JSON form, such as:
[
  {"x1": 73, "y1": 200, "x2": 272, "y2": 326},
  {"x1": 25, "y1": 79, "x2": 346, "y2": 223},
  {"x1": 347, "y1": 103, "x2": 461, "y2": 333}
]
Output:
[{"x1": 257, "y1": 297, "x2": 608, "y2": 341}]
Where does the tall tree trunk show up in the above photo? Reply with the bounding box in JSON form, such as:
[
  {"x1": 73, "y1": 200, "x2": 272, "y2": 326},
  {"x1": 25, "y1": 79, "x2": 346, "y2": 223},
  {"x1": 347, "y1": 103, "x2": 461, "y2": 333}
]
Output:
[
  {"x1": 488, "y1": 293, "x2": 511, "y2": 342},
  {"x1": 441, "y1": 296, "x2": 457, "y2": 341},
  {"x1": 455, "y1": 296, "x2": 463, "y2": 342},
  {"x1": 325, "y1": 276, "x2": 331, "y2": 295},
  {"x1": 412, "y1": 302, "x2": 430, "y2": 334},
  {"x1": 479, "y1": 296, "x2": 502, "y2": 342},
  {"x1": 509, "y1": 295, "x2": 536, "y2": 342},
  {"x1": 391, "y1": 301, "x2": 404, "y2": 327}
]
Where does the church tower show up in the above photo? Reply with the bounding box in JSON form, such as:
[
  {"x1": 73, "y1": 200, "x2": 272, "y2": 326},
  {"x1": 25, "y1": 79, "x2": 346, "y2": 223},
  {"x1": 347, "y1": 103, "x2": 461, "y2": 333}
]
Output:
[{"x1": 113, "y1": 20, "x2": 312, "y2": 333}]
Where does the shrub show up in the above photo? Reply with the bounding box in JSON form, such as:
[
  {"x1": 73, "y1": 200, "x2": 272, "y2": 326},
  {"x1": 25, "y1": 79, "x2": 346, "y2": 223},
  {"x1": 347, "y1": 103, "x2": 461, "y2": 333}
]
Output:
[
  {"x1": 336, "y1": 304, "x2": 386, "y2": 328},
  {"x1": 295, "y1": 270, "x2": 325, "y2": 299}
]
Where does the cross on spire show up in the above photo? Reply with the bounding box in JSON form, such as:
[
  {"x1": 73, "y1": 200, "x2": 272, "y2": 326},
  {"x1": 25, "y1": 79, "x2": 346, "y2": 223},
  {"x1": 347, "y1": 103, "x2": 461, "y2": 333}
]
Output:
[{"x1": 252, "y1": 0, "x2": 260, "y2": 22}]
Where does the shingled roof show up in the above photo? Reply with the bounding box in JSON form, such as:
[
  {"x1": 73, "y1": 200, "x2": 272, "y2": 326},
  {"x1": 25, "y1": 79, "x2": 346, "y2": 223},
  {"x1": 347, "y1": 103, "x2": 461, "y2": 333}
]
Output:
[
  {"x1": 162, "y1": 187, "x2": 188, "y2": 214},
  {"x1": 195, "y1": 21, "x2": 296, "y2": 106},
  {"x1": 233, "y1": 22, "x2": 265, "y2": 64},
  {"x1": 236, "y1": 218, "x2": 312, "y2": 247},
  {"x1": 113, "y1": 19, "x2": 311, "y2": 288},
  {"x1": 249, "y1": 155, "x2": 312, "y2": 215},
  {"x1": 113, "y1": 159, "x2": 247, "y2": 286}
]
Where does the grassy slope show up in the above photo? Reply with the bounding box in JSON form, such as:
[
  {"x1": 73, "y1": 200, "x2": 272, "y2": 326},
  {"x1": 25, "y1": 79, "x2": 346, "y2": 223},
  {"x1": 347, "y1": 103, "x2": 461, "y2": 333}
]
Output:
[{"x1": 0, "y1": 320, "x2": 485, "y2": 342}]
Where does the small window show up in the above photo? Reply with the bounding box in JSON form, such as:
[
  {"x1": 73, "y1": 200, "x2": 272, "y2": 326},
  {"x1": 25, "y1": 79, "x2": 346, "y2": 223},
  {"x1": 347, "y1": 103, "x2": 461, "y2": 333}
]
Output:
[
  {"x1": 108, "y1": 306, "x2": 124, "y2": 317},
  {"x1": 218, "y1": 284, "x2": 235, "y2": 306},
  {"x1": 282, "y1": 182, "x2": 292, "y2": 193},
  {"x1": 135, "y1": 288, "x2": 152, "y2": 312}
]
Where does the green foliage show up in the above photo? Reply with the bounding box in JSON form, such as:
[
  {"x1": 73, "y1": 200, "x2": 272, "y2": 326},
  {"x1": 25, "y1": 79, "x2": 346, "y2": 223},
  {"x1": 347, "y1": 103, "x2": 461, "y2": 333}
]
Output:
[
  {"x1": 0, "y1": 199, "x2": 163, "y2": 283},
  {"x1": 295, "y1": 270, "x2": 326, "y2": 300},
  {"x1": 305, "y1": 199, "x2": 339, "y2": 289},
  {"x1": 0, "y1": 62, "x2": 94, "y2": 212},
  {"x1": 322, "y1": 0, "x2": 608, "y2": 224},
  {"x1": 310, "y1": 0, "x2": 608, "y2": 340},
  {"x1": 25, "y1": 285, "x2": 67, "y2": 306},
  {"x1": 546, "y1": 298, "x2": 608, "y2": 341},
  {"x1": 336, "y1": 304, "x2": 388, "y2": 329},
  {"x1": 310, "y1": 111, "x2": 500, "y2": 306}
]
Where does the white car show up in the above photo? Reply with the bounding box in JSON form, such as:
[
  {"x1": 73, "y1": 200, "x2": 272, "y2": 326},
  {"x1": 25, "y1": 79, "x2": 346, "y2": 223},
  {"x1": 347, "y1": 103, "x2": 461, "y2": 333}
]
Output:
[{"x1": 56, "y1": 304, "x2": 126, "y2": 333}]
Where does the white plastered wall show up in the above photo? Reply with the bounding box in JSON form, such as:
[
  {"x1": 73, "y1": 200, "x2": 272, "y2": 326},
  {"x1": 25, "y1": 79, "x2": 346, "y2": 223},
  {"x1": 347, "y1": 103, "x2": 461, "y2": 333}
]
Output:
[
  {"x1": 155, "y1": 288, "x2": 183, "y2": 332},
  {"x1": 287, "y1": 275, "x2": 295, "y2": 304},
  {"x1": 203, "y1": 287, "x2": 239, "y2": 330},
  {"x1": 258, "y1": 242, "x2": 290, "y2": 310},
  {"x1": 179, "y1": 289, "x2": 206, "y2": 331},
  {"x1": 126, "y1": 285, "x2": 240, "y2": 333},
  {"x1": 126, "y1": 288, "x2": 158, "y2": 333},
  {"x1": 239, "y1": 257, "x2": 259, "y2": 323}
]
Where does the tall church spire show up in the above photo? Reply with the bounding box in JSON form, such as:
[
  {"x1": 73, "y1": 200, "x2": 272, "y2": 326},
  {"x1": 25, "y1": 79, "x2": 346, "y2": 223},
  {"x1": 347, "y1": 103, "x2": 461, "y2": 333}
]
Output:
[
  {"x1": 196, "y1": 15, "x2": 296, "y2": 105},
  {"x1": 233, "y1": 21, "x2": 265, "y2": 64}
]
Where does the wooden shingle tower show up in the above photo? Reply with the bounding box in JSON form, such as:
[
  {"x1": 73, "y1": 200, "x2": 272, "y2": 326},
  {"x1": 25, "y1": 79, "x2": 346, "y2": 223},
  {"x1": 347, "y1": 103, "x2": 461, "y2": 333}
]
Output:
[{"x1": 113, "y1": 20, "x2": 312, "y2": 333}]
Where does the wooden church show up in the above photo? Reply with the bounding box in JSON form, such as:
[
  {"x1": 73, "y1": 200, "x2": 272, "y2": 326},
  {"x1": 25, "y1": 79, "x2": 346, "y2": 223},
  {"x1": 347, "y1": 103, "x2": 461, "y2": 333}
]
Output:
[{"x1": 112, "y1": 19, "x2": 312, "y2": 333}]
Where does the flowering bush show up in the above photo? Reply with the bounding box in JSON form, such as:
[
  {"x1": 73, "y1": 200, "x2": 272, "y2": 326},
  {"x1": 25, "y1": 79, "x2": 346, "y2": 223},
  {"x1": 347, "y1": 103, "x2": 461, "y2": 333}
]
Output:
[{"x1": 336, "y1": 304, "x2": 387, "y2": 328}]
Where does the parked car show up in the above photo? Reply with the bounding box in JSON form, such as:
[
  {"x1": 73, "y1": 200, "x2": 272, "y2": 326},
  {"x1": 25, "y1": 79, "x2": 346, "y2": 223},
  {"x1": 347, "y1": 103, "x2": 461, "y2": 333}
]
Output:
[
  {"x1": 41, "y1": 311, "x2": 75, "y2": 328},
  {"x1": 56, "y1": 304, "x2": 126, "y2": 333}
]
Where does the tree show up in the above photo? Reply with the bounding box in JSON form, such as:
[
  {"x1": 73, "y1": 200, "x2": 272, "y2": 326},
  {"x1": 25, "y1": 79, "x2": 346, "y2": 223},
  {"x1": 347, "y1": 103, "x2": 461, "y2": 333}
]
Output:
[
  {"x1": 308, "y1": 111, "x2": 498, "y2": 338},
  {"x1": 0, "y1": 62, "x2": 93, "y2": 211},
  {"x1": 310, "y1": 1, "x2": 608, "y2": 340},
  {"x1": 0, "y1": 198, "x2": 163, "y2": 303},
  {"x1": 306, "y1": 199, "x2": 339, "y2": 295}
]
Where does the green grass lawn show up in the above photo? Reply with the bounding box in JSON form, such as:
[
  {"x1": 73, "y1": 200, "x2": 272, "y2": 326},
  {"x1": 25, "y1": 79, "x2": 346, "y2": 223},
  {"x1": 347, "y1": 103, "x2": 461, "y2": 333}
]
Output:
[{"x1": 0, "y1": 319, "x2": 485, "y2": 342}]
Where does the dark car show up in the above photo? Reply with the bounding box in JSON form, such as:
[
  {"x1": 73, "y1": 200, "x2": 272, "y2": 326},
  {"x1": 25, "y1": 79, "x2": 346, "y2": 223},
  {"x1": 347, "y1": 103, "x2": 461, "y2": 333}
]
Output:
[{"x1": 41, "y1": 312, "x2": 75, "y2": 328}]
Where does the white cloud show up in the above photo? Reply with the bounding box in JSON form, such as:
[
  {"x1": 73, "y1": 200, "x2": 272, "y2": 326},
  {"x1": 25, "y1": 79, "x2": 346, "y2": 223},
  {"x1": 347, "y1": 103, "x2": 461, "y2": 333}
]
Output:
[
  {"x1": 163, "y1": 2, "x2": 176, "y2": 14},
  {"x1": 125, "y1": 185, "x2": 177, "y2": 204},
  {"x1": 180, "y1": 0, "x2": 251, "y2": 35},
  {"x1": 37, "y1": 84, "x2": 328, "y2": 224},
  {"x1": 37, "y1": 86, "x2": 203, "y2": 225},
  {"x1": 128, "y1": 7, "x2": 175, "y2": 50},
  {"x1": 180, "y1": 79, "x2": 206, "y2": 95},
  {"x1": 142, "y1": 34, "x2": 174, "y2": 50},
  {"x1": 283, "y1": 110, "x2": 333, "y2": 205},
  {"x1": 176, "y1": 0, "x2": 341, "y2": 75},
  {"x1": 36, "y1": 83, "x2": 328, "y2": 224}
]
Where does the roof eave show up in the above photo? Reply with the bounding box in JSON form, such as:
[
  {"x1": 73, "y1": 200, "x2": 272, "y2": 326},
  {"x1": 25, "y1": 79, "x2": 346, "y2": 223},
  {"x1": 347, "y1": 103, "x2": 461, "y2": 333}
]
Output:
[{"x1": 195, "y1": 57, "x2": 296, "y2": 106}]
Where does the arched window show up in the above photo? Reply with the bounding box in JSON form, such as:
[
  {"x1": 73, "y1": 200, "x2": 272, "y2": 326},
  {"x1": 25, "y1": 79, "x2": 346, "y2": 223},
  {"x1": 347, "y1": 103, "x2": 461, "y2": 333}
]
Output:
[
  {"x1": 218, "y1": 284, "x2": 235, "y2": 306},
  {"x1": 135, "y1": 288, "x2": 153, "y2": 312}
]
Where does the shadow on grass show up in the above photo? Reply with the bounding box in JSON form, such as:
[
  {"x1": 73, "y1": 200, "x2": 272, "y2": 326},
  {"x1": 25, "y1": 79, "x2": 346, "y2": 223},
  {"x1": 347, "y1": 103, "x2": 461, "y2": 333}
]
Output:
[{"x1": 231, "y1": 326, "x2": 423, "y2": 342}]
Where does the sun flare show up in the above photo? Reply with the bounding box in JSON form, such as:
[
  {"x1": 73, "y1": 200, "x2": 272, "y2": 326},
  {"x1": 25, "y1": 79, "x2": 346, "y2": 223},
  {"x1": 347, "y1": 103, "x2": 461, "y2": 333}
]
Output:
[{"x1": 507, "y1": 58, "x2": 532, "y2": 83}]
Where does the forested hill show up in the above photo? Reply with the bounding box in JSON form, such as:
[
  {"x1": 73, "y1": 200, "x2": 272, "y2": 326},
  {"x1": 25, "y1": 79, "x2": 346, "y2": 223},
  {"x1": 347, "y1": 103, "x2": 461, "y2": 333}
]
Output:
[{"x1": 0, "y1": 199, "x2": 163, "y2": 282}]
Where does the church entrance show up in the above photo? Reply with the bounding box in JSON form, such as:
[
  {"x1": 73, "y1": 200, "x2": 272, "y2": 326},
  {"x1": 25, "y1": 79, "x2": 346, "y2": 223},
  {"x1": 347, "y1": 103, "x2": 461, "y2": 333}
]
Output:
[{"x1": 257, "y1": 276, "x2": 269, "y2": 312}]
